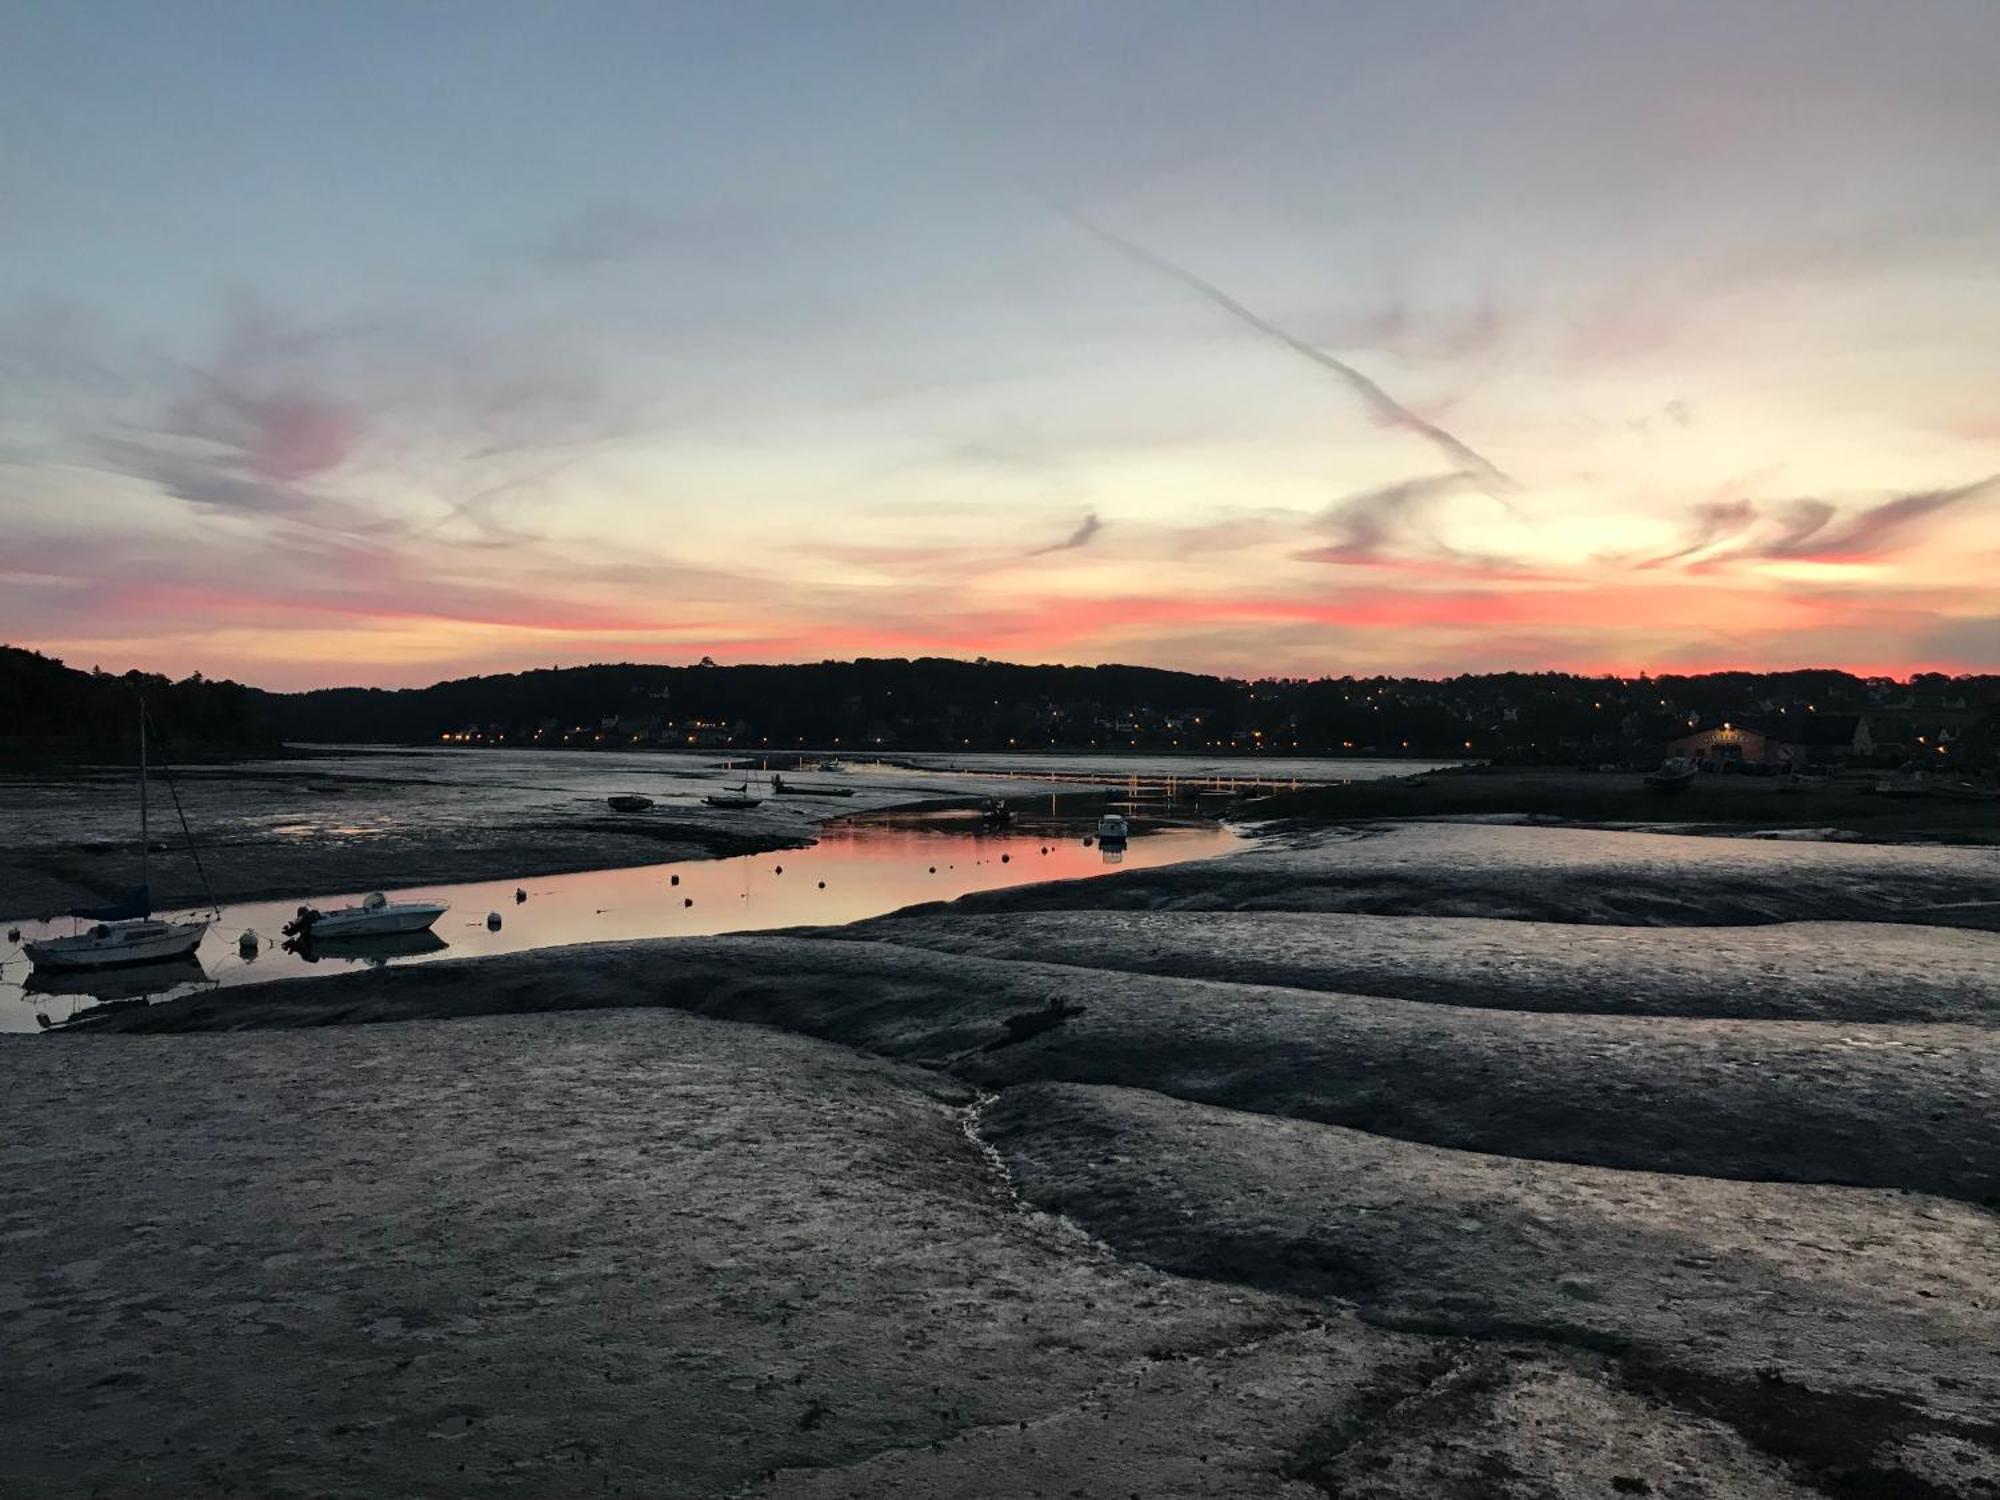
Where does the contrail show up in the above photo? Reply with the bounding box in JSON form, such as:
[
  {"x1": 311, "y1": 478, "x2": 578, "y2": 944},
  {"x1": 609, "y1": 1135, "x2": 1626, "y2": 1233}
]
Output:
[{"x1": 1059, "y1": 207, "x2": 1520, "y2": 500}]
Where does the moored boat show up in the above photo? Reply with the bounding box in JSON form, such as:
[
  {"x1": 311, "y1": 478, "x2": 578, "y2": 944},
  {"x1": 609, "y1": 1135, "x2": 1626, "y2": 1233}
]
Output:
[
  {"x1": 1096, "y1": 812, "x2": 1130, "y2": 844},
  {"x1": 282, "y1": 891, "x2": 449, "y2": 941},
  {"x1": 25, "y1": 916, "x2": 209, "y2": 972},
  {"x1": 606, "y1": 794, "x2": 654, "y2": 812},
  {"x1": 1644, "y1": 757, "x2": 1698, "y2": 792},
  {"x1": 704, "y1": 775, "x2": 763, "y2": 808},
  {"x1": 24, "y1": 702, "x2": 214, "y2": 974}
]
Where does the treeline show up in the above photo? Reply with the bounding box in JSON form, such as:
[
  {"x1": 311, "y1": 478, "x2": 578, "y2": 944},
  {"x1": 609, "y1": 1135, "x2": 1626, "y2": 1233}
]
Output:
[
  {"x1": 0, "y1": 646, "x2": 277, "y2": 757},
  {"x1": 5, "y1": 644, "x2": 1997, "y2": 764}
]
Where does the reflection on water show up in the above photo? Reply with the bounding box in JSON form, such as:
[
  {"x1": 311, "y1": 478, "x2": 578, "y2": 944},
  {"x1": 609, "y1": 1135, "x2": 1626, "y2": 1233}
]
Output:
[
  {"x1": 2, "y1": 816, "x2": 1240, "y2": 1031},
  {"x1": 287, "y1": 930, "x2": 450, "y2": 965}
]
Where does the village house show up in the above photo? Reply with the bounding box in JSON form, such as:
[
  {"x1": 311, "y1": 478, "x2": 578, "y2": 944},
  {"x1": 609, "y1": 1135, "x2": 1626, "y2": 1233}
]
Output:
[{"x1": 1666, "y1": 714, "x2": 1874, "y2": 768}]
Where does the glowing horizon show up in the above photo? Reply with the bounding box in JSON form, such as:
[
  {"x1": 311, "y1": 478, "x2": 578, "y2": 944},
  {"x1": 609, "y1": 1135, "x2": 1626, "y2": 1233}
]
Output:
[{"x1": 5, "y1": 3, "x2": 1997, "y2": 692}]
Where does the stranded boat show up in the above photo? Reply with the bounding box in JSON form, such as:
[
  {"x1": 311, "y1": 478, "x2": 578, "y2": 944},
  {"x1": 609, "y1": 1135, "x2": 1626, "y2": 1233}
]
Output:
[
  {"x1": 605, "y1": 794, "x2": 654, "y2": 812},
  {"x1": 24, "y1": 703, "x2": 213, "y2": 973},
  {"x1": 704, "y1": 776, "x2": 763, "y2": 809},
  {"x1": 282, "y1": 891, "x2": 450, "y2": 941},
  {"x1": 1645, "y1": 757, "x2": 1699, "y2": 792}
]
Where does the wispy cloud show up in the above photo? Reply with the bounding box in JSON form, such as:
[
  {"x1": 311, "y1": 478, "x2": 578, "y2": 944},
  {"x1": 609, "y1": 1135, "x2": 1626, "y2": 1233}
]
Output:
[
  {"x1": 1637, "y1": 497, "x2": 1757, "y2": 569},
  {"x1": 1029, "y1": 510, "x2": 1103, "y2": 555},
  {"x1": 1666, "y1": 476, "x2": 2000, "y2": 570},
  {"x1": 1307, "y1": 473, "x2": 1477, "y2": 564},
  {"x1": 530, "y1": 199, "x2": 768, "y2": 272},
  {"x1": 1056, "y1": 208, "x2": 1521, "y2": 500}
]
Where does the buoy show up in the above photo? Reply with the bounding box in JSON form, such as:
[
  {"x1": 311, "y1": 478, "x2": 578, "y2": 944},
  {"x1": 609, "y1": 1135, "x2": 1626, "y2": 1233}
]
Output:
[
  {"x1": 774, "y1": 865, "x2": 783, "y2": 875},
  {"x1": 514, "y1": 887, "x2": 527, "y2": 904},
  {"x1": 683, "y1": 897, "x2": 693, "y2": 908},
  {"x1": 928, "y1": 866, "x2": 936, "y2": 874},
  {"x1": 486, "y1": 911, "x2": 502, "y2": 929},
  {"x1": 817, "y1": 880, "x2": 825, "y2": 889},
  {"x1": 1001, "y1": 853, "x2": 1010, "y2": 863},
  {"x1": 238, "y1": 930, "x2": 259, "y2": 956},
  {"x1": 670, "y1": 874, "x2": 680, "y2": 886}
]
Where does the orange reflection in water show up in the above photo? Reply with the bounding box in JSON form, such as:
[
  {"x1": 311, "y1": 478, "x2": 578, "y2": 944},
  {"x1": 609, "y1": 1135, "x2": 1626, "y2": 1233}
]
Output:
[{"x1": 4, "y1": 818, "x2": 1241, "y2": 1031}]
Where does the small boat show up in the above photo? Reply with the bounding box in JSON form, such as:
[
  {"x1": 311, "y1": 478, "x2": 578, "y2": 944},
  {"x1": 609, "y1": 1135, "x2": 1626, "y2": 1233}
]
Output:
[
  {"x1": 1096, "y1": 812, "x2": 1130, "y2": 844},
  {"x1": 704, "y1": 776, "x2": 763, "y2": 809},
  {"x1": 281, "y1": 891, "x2": 449, "y2": 941},
  {"x1": 1644, "y1": 757, "x2": 1698, "y2": 792},
  {"x1": 24, "y1": 702, "x2": 213, "y2": 974},
  {"x1": 606, "y1": 794, "x2": 654, "y2": 812},
  {"x1": 816, "y1": 758, "x2": 848, "y2": 773},
  {"x1": 26, "y1": 916, "x2": 210, "y2": 972},
  {"x1": 979, "y1": 797, "x2": 1013, "y2": 829},
  {"x1": 1872, "y1": 775, "x2": 1937, "y2": 799}
]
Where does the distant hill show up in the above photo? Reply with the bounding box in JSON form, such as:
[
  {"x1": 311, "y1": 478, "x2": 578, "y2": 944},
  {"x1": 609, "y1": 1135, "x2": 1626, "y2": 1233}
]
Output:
[
  {"x1": 4, "y1": 645, "x2": 1995, "y2": 766},
  {"x1": 0, "y1": 646, "x2": 276, "y2": 757}
]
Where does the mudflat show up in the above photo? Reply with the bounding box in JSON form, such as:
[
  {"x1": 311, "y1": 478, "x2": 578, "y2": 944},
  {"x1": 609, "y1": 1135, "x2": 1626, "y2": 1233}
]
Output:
[{"x1": 7, "y1": 821, "x2": 2000, "y2": 1497}]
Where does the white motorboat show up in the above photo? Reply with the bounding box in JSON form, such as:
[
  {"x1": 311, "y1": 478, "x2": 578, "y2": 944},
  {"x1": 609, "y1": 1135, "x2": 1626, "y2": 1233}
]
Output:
[
  {"x1": 282, "y1": 891, "x2": 449, "y2": 941},
  {"x1": 1096, "y1": 812, "x2": 1130, "y2": 843},
  {"x1": 24, "y1": 702, "x2": 214, "y2": 974}
]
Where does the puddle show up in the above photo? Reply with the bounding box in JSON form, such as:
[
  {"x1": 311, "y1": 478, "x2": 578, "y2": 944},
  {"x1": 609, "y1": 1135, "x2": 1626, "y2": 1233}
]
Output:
[{"x1": 2, "y1": 815, "x2": 1241, "y2": 1032}]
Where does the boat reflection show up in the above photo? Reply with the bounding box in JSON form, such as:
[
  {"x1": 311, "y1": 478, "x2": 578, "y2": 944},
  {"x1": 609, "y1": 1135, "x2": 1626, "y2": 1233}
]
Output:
[
  {"x1": 26, "y1": 955, "x2": 213, "y2": 1029},
  {"x1": 285, "y1": 930, "x2": 450, "y2": 966},
  {"x1": 26, "y1": 954, "x2": 208, "y2": 1002}
]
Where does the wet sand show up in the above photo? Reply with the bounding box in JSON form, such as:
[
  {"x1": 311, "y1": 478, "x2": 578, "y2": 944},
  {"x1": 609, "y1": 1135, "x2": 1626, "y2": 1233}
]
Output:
[
  {"x1": 1248, "y1": 763, "x2": 2000, "y2": 845},
  {"x1": 8, "y1": 822, "x2": 2000, "y2": 1496}
]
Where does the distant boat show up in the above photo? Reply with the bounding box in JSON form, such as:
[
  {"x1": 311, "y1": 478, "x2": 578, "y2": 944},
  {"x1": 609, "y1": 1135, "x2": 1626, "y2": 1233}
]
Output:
[
  {"x1": 24, "y1": 702, "x2": 212, "y2": 973},
  {"x1": 1096, "y1": 812, "x2": 1130, "y2": 844},
  {"x1": 281, "y1": 891, "x2": 449, "y2": 941},
  {"x1": 606, "y1": 794, "x2": 654, "y2": 812},
  {"x1": 1872, "y1": 774, "x2": 1931, "y2": 799},
  {"x1": 704, "y1": 776, "x2": 763, "y2": 809},
  {"x1": 1644, "y1": 757, "x2": 1699, "y2": 792},
  {"x1": 979, "y1": 797, "x2": 1013, "y2": 828}
]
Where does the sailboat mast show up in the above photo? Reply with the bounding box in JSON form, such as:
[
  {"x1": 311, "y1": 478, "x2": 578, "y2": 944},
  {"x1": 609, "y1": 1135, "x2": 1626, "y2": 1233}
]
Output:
[{"x1": 139, "y1": 700, "x2": 150, "y2": 894}]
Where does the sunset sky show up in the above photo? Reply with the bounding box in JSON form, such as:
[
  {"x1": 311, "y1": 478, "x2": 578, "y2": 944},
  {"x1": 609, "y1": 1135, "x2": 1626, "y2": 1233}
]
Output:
[{"x1": 3, "y1": 1, "x2": 1997, "y2": 689}]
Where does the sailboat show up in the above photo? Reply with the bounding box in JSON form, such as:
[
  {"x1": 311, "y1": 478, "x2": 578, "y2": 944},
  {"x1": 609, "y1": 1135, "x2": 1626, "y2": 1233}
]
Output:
[
  {"x1": 703, "y1": 774, "x2": 763, "y2": 809},
  {"x1": 23, "y1": 704, "x2": 214, "y2": 973}
]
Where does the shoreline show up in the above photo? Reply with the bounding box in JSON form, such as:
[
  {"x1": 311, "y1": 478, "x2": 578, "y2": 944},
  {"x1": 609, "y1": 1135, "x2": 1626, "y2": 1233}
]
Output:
[{"x1": 1242, "y1": 763, "x2": 2000, "y2": 846}]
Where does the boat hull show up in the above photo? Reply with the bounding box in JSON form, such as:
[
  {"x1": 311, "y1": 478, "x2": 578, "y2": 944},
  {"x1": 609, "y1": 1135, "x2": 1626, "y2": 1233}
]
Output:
[
  {"x1": 305, "y1": 903, "x2": 448, "y2": 938},
  {"x1": 24, "y1": 919, "x2": 210, "y2": 972}
]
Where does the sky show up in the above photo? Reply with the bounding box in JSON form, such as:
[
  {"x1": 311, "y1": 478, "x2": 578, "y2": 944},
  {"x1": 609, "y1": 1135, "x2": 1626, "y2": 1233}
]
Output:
[{"x1": 3, "y1": 0, "x2": 1997, "y2": 690}]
